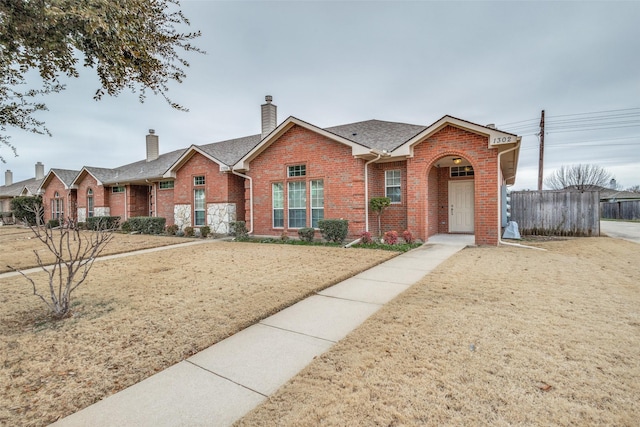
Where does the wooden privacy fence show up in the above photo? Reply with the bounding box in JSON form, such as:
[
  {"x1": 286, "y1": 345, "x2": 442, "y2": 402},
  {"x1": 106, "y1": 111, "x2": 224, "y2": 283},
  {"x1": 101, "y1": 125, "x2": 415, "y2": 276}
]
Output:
[
  {"x1": 600, "y1": 200, "x2": 640, "y2": 220},
  {"x1": 510, "y1": 190, "x2": 600, "y2": 236}
]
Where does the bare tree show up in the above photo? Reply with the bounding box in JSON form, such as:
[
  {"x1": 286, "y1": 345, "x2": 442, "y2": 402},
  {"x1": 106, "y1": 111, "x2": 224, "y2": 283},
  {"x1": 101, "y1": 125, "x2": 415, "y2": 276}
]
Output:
[
  {"x1": 9, "y1": 206, "x2": 115, "y2": 319},
  {"x1": 626, "y1": 185, "x2": 640, "y2": 193},
  {"x1": 544, "y1": 164, "x2": 615, "y2": 190}
]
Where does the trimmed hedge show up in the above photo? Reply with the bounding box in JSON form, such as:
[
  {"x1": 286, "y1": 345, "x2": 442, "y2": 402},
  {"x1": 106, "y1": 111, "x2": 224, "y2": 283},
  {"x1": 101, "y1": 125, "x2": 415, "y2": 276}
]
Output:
[
  {"x1": 120, "y1": 217, "x2": 165, "y2": 234},
  {"x1": 318, "y1": 219, "x2": 349, "y2": 244},
  {"x1": 86, "y1": 216, "x2": 121, "y2": 231}
]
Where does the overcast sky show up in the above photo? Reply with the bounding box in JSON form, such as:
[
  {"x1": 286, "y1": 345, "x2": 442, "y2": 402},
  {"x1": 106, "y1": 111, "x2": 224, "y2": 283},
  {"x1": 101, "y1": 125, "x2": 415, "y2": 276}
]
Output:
[{"x1": 2, "y1": 0, "x2": 639, "y2": 190}]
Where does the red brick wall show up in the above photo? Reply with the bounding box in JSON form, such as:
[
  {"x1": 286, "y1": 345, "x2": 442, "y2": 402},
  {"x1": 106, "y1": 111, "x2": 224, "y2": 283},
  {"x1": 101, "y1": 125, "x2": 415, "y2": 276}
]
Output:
[
  {"x1": 109, "y1": 188, "x2": 125, "y2": 219},
  {"x1": 369, "y1": 161, "x2": 408, "y2": 236},
  {"x1": 227, "y1": 173, "x2": 246, "y2": 221},
  {"x1": 407, "y1": 125, "x2": 499, "y2": 245},
  {"x1": 76, "y1": 173, "x2": 107, "y2": 216},
  {"x1": 246, "y1": 125, "x2": 366, "y2": 238},
  {"x1": 41, "y1": 176, "x2": 76, "y2": 222},
  {"x1": 156, "y1": 184, "x2": 175, "y2": 224},
  {"x1": 128, "y1": 185, "x2": 149, "y2": 218},
  {"x1": 173, "y1": 152, "x2": 241, "y2": 226}
]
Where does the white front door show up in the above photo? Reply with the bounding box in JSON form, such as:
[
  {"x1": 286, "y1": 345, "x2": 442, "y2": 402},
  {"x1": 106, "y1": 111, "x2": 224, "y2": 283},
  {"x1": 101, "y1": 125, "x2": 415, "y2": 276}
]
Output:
[{"x1": 449, "y1": 180, "x2": 474, "y2": 233}]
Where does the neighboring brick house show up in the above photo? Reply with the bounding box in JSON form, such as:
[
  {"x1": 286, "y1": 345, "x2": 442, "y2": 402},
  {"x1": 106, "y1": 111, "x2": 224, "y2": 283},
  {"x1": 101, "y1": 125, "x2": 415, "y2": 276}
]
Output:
[
  {"x1": 34, "y1": 96, "x2": 520, "y2": 245},
  {"x1": 163, "y1": 135, "x2": 260, "y2": 234},
  {"x1": 0, "y1": 163, "x2": 45, "y2": 222},
  {"x1": 70, "y1": 131, "x2": 185, "y2": 223},
  {"x1": 39, "y1": 169, "x2": 80, "y2": 222}
]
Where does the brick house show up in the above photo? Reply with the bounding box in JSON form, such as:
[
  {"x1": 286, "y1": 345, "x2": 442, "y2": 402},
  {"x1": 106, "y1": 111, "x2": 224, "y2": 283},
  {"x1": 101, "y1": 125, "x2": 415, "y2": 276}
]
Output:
[
  {"x1": 35, "y1": 96, "x2": 520, "y2": 245},
  {"x1": 69, "y1": 132, "x2": 185, "y2": 223},
  {"x1": 232, "y1": 98, "x2": 520, "y2": 245},
  {"x1": 0, "y1": 163, "x2": 46, "y2": 222},
  {"x1": 39, "y1": 169, "x2": 80, "y2": 222}
]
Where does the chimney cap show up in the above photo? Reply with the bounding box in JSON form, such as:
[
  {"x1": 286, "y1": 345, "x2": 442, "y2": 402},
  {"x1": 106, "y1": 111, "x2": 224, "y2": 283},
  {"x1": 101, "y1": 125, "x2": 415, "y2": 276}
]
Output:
[
  {"x1": 265, "y1": 95, "x2": 272, "y2": 103},
  {"x1": 149, "y1": 129, "x2": 155, "y2": 134}
]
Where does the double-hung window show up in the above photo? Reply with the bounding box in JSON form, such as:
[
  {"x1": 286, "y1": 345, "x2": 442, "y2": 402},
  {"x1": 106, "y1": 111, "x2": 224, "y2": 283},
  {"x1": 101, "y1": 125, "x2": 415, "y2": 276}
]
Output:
[
  {"x1": 194, "y1": 189, "x2": 205, "y2": 226},
  {"x1": 311, "y1": 180, "x2": 324, "y2": 228},
  {"x1": 385, "y1": 170, "x2": 401, "y2": 203},
  {"x1": 272, "y1": 183, "x2": 284, "y2": 228},
  {"x1": 288, "y1": 181, "x2": 306, "y2": 228}
]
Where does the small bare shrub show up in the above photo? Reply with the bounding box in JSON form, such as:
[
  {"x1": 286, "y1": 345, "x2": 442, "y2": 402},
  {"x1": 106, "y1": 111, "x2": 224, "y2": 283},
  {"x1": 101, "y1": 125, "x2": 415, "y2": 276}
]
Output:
[
  {"x1": 184, "y1": 226, "x2": 195, "y2": 237},
  {"x1": 9, "y1": 207, "x2": 115, "y2": 319}
]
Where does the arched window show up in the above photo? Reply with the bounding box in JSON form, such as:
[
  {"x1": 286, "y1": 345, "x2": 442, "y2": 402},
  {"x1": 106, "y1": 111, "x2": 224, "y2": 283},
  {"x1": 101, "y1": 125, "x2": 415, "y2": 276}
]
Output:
[{"x1": 87, "y1": 188, "x2": 94, "y2": 218}]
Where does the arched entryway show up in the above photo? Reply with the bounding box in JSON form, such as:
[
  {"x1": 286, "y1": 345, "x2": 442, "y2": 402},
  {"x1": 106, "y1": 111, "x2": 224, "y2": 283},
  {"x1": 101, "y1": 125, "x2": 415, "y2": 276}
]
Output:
[{"x1": 425, "y1": 155, "x2": 476, "y2": 240}]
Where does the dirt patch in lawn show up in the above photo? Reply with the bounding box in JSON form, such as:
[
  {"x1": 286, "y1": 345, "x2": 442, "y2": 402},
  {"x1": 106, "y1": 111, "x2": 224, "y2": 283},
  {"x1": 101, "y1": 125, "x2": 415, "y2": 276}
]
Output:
[
  {"x1": 0, "y1": 239, "x2": 395, "y2": 426},
  {"x1": 237, "y1": 237, "x2": 640, "y2": 426},
  {"x1": 0, "y1": 225, "x2": 190, "y2": 273}
]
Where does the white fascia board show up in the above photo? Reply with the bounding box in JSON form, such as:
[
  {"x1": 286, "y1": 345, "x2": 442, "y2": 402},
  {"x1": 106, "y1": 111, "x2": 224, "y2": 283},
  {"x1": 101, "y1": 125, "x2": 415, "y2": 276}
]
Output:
[
  {"x1": 233, "y1": 116, "x2": 370, "y2": 171},
  {"x1": 163, "y1": 145, "x2": 227, "y2": 179},
  {"x1": 71, "y1": 167, "x2": 104, "y2": 187},
  {"x1": 392, "y1": 116, "x2": 520, "y2": 157}
]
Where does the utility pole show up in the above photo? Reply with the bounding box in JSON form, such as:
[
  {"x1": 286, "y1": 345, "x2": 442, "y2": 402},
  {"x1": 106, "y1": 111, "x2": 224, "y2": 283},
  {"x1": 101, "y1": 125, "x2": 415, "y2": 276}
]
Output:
[{"x1": 538, "y1": 109, "x2": 545, "y2": 191}]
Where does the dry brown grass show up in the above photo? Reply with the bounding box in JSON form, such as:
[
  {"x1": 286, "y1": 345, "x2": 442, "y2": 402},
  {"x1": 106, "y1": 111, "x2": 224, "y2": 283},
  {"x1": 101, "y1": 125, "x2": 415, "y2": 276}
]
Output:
[
  {"x1": 237, "y1": 237, "x2": 640, "y2": 426},
  {"x1": 0, "y1": 225, "x2": 187, "y2": 273},
  {"x1": 0, "y1": 232, "x2": 395, "y2": 427}
]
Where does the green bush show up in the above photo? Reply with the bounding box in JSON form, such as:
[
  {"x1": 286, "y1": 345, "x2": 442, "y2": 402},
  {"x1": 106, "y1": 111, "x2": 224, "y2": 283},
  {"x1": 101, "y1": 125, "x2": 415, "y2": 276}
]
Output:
[
  {"x1": 120, "y1": 220, "x2": 132, "y2": 233},
  {"x1": 10, "y1": 196, "x2": 42, "y2": 225},
  {"x1": 47, "y1": 219, "x2": 60, "y2": 228},
  {"x1": 319, "y1": 219, "x2": 349, "y2": 244},
  {"x1": 121, "y1": 217, "x2": 166, "y2": 234},
  {"x1": 229, "y1": 221, "x2": 249, "y2": 240},
  {"x1": 76, "y1": 222, "x2": 87, "y2": 230},
  {"x1": 200, "y1": 226, "x2": 211, "y2": 238},
  {"x1": 184, "y1": 226, "x2": 195, "y2": 237},
  {"x1": 166, "y1": 224, "x2": 179, "y2": 235},
  {"x1": 298, "y1": 227, "x2": 315, "y2": 242},
  {"x1": 86, "y1": 216, "x2": 121, "y2": 231}
]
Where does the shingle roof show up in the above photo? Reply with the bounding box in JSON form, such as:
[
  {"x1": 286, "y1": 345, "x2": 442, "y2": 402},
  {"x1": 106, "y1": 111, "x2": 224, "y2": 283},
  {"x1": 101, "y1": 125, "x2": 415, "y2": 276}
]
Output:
[
  {"x1": 102, "y1": 148, "x2": 186, "y2": 184},
  {"x1": 324, "y1": 119, "x2": 428, "y2": 152},
  {"x1": 50, "y1": 169, "x2": 80, "y2": 187},
  {"x1": 198, "y1": 134, "x2": 262, "y2": 166},
  {"x1": 0, "y1": 177, "x2": 43, "y2": 197}
]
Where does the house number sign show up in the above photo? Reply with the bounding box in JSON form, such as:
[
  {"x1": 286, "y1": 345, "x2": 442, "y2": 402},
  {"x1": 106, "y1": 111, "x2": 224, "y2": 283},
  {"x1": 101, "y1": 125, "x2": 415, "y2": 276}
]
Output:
[{"x1": 492, "y1": 136, "x2": 514, "y2": 144}]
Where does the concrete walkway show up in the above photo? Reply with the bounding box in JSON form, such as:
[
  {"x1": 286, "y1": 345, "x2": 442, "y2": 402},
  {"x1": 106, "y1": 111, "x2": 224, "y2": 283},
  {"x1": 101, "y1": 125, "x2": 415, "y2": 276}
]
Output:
[{"x1": 51, "y1": 234, "x2": 474, "y2": 427}]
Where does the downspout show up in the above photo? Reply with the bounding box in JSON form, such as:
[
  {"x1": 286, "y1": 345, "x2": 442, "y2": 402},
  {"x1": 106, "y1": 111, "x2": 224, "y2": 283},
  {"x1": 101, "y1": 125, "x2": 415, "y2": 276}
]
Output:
[
  {"x1": 124, "y1": 185, "x2": 128, "y2": 221},
  {"x1": 497, "y1": 142, "x2": 545, "y2": 251},
  {"x1": 345, "y1": 153, "x2": 382, "y2": 248},
  {"x1": 364, "y1": 153, "x2": 382, "y2": 232},
  {"x1": 231, "y1": 169, "x2": 253, "y2": 234}
]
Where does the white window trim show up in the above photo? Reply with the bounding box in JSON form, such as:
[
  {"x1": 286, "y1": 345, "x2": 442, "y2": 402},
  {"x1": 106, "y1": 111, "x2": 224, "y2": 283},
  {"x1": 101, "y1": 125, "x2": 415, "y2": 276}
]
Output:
[
  {"x1": 310, "y1": 180, "x2": 324, "y2": 229},
  {"x1": 385, "y1": 170, "x2": 401, "y2": 204},
  {"x1": 272, "y1": 183, "x2": 284, "y2": 228}
]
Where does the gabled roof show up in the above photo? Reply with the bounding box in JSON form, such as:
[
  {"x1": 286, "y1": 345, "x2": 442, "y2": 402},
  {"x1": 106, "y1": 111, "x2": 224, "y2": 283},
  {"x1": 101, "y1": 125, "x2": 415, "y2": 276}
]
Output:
[
  {"x1": 0, "y1": 177, "x2": 43, "y2": 198},
  {"x1": 165, "y1": 135, "x2": 263, "y2": 177},
  {"x1": 394, "y1": 115, "x2": 520, "y2": 156},
  {"x1": 71, "y1": 149, "x2": 186, "y2": 187},
  {"x1": 234, "y1": 116, "x2": 374, "y2": 170},
  {"x1": 39, "y1": 169, "x2": 80, "y2": 192}
]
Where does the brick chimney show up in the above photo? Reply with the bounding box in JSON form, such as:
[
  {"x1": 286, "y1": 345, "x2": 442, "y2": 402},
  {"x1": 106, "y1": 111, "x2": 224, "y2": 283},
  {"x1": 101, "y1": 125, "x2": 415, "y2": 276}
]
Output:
[
  {"x1": 261, "y1": 95, "x2": 277, "y2": 139},
  {"x1": 35, "y1": 162, "x2": 44, "y2": 180},
  {"x1": 4, "y1": 170, "x2": 12, "y2": 186},
  {"x1": 146, "y1": 129, "x2": 159, "y2": 162}
]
